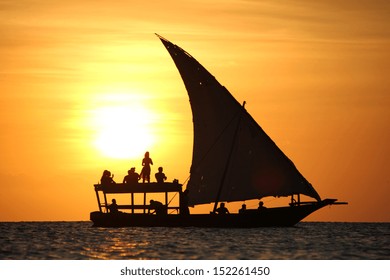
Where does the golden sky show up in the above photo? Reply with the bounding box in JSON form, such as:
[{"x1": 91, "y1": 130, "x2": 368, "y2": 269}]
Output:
[{"x1": 1, "y1": 0, "x2": 389, "y2": 222}]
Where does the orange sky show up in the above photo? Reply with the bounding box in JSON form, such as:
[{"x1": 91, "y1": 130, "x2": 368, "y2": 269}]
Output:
[{"x1": 1, "y1": 0, "x2": 389, "y2": 222}]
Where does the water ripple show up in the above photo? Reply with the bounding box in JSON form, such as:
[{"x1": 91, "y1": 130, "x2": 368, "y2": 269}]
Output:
[{"x1": 0, "y1": 222, "x2": 389, "y2": 259}]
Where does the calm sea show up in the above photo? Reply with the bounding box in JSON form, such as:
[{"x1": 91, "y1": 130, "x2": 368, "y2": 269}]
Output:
[{"x1": 0, "y1": 222, "x2": 388, "y2": 260}]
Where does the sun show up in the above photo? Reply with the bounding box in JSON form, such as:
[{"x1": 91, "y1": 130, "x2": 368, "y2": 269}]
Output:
[{"x1": 91, "y1": 95, "x2": 156, "y2": 159}]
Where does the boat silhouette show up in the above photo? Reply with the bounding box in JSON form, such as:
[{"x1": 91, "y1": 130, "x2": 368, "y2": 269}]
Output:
[{"x1": 90, "y1": 34, "x2": 347, "y2": 227}]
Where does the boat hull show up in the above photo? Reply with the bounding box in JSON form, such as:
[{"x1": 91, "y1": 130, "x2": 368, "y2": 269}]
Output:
[{"x1": 90, "y1": 200, "x2": 335, "y2": 228}]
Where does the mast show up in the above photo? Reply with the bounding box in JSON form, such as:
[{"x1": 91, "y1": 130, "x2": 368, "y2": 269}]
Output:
[{"x1": 212, "y1": 101, "x2": 246, "y2": 212}]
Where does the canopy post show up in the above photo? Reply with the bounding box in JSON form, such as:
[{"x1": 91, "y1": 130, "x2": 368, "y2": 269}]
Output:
[
  {"x1": 143, "y1": 192, "x2": 146, "y2": 214},
  {"x1": 95, "y1": 187, "x2": 102, "y2": 212},
  {"x1": 103, "y1": 192, "x2": 108, "y2": 213},
  {"x1": 298, "y1": 193, "x2": 301, "y2": 206},
  {"x1": 131, "y1": 193, "x2": 134, "y2": 214}
]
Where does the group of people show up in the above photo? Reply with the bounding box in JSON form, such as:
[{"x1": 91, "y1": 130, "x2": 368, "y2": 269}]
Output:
[
  {"x1": 238, "y1": 201, "x2": 267, "y2": 214},
  {"x1": 100, "y1": 151, "x2": 168, "y2": 186},
  {"x1": 101, "y1": 151, "x2": 270, "y2": 215},
  {"x1": 108, "y1": 199, "x2": 266, "y2": 215},
  {"x1": 214, "y1": 201, "x2": 267, "y2": 215},
  {"x1": 100, "y1": 151, "x2": 171, "y2": 215}
]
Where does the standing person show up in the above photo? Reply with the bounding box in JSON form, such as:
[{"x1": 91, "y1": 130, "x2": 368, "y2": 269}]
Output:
[
  {"x1": 140, "y1": 151, "x2": 153, "y2": 183},
  {"x1": 180, "y1": 189, "x2": 190, "y2": 215},
  {"x1": 155, "y1": 167, "x2": 167, "y2": 184}
]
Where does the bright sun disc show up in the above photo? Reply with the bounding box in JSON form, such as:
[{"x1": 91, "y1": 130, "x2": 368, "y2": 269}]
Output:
[{"x1": 93, "y1": 105, "x2": 155, "y2": 159}]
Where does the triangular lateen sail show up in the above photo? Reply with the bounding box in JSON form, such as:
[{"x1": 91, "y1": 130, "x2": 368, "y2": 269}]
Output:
[{"x1": 157, "y1": 34, "x2": 321, "y2": 206}]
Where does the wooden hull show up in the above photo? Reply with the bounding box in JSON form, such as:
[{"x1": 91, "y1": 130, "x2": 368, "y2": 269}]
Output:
[{"x1": 90, "y1": 199, "x2": 337, "y2": 228}]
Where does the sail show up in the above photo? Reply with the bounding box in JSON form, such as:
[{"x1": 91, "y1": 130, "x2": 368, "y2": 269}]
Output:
[{"x1": 157, "y1": 34, "x2": 321, "y2": 206}]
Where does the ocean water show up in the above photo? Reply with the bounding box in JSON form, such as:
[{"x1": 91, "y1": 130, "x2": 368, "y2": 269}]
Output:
[{"x1": 0, "y1": 222, "x2": 388, "y2": 260}]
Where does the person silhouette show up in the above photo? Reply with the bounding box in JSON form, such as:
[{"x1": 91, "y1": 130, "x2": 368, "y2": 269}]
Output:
[
  {"x1": 123, "y1": 167, "x2": 140, "y2": 185},
  {"x1": 155, "y1": 167, "x2": 167, "y2": 184},
  {"x1": 180, "y1": 189, "x2": 190, "y2": 215},
  {"x1": 239, "y1": 203, "x2": 247, "y2": 214},
  {"x1": 148, "y1": 199, "x2": 166, "y2": 215},
  {"x1": 100, "y1": 170, "x2": 115, "y2": 187},
  {"x1": 215, "y1": 202, "x2": 230, "y2": 215},
  {"x1": 258, "y1": 201, "x2": 267, "y2": 211},
  {"x1": 108, "y1": 199, "x2": 119, "y2": 213},
  {"x1": 140, "y1": 151, "x2": 153, "y2": 183}
]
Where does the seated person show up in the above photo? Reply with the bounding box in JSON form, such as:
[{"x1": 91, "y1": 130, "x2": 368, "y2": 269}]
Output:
[
  {"x1": 100, "y1": 170, "x2": 116, "y2": 187},
  {"x1": 239, "y1": 203, "x2": 247, "y2": 214},
  {"x1": 123, "y1": 167, "x2": 140, "y2": 185},
  {"x1": 258, "y1": 201, "x2": 267, "y2": 211},
  {"x1": 148, "y1": 199, "x2": 167, "y2": 215},
  {"x1": 155, "y1": 167, "x2": 167, "y2": 184},
  {"x1": 215, "y1": 202, "x2": 230, "y2": 215},
  {"x1": 108, "y1": 199, "x2": 119, "y2": 213}
]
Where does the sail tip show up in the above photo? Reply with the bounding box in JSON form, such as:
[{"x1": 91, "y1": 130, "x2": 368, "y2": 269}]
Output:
[{"x1": 155, "y1": 33, "x2": 168, "y2": 42}]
